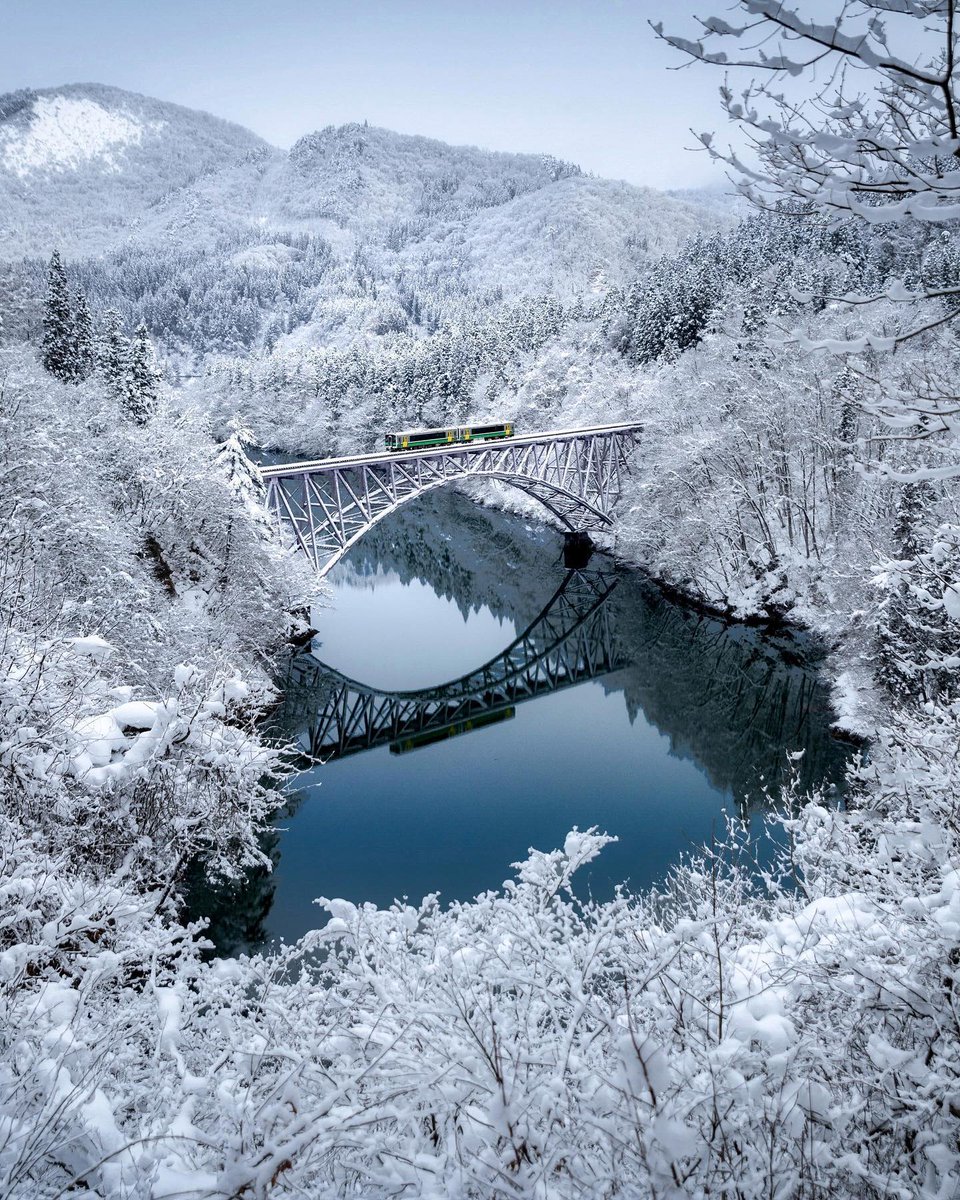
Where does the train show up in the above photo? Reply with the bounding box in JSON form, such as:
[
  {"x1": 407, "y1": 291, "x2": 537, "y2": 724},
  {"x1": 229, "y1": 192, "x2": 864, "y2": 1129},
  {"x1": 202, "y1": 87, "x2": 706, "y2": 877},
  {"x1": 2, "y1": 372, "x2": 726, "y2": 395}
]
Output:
[
  {"x1": 389, "y1": 705, "x2": 516, "y2": 755},
  {"x1": 384, "y1": 421, "x2": 514, "y2": 452}
]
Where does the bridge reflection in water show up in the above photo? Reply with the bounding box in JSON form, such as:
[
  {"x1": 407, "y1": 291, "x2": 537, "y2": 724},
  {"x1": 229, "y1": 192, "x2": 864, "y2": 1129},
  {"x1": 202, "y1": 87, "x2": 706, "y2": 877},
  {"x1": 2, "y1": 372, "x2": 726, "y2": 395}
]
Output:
[{"x1": 281, "y1": 569, "x2": 627, "y2": 763}]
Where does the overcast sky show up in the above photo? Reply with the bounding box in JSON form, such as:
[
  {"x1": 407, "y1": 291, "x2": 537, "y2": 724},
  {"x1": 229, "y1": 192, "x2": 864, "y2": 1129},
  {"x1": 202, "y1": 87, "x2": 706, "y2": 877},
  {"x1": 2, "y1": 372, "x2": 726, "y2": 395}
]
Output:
[{"x1": 0, "y1": 0, "x2": 742, "y2": 190}]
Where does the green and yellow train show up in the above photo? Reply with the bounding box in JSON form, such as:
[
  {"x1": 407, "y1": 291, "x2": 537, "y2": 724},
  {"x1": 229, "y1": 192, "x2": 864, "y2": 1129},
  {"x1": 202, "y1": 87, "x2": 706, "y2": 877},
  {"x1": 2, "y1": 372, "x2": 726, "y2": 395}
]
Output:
[{"x1": 385, "y1": 421, "x2": 514, "y2": 452}]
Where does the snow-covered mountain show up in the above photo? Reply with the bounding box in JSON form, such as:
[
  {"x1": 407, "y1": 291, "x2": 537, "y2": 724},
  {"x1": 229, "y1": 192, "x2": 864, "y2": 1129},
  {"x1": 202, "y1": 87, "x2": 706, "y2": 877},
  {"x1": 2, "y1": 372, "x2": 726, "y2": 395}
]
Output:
[
  {"x1": 0, "y1": 84, "x2": 268, "y2": 258},
  {"x1": 0, "y1": 84, "x2": 729, "y2": 359}
]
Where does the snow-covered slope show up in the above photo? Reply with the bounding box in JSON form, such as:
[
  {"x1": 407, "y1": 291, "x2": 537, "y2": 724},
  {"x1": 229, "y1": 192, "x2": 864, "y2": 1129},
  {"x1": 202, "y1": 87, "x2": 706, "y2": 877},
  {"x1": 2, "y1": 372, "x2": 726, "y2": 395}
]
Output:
[
  {"x1": 0, "y1": 86, "x2": 733, "y2": 362},
  {"x1": 269, "y1": 122, "x2": 582, "y2": 231},
  {"x1": 1, "y1": 93, "x2": 150, "y2": 177},
  {"x1": 0, "y1": 84, "x2": 268, "y2": 256},
  {"x1": 405, "y1": 175, "x2": 711, "y2": 302},
  {"x1": 127, "y1": 121, "x2": 716, "y2": 296}
]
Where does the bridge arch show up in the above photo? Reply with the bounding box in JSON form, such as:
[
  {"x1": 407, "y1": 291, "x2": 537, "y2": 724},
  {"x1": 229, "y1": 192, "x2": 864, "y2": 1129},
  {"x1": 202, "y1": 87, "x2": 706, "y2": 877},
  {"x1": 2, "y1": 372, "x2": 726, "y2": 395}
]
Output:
[
  {"x1": 262, "y1": 423, "x2": 642, "y2": 577},
  {"x1": 301, "y1": 469, "x2": 609, "y2": 579}
]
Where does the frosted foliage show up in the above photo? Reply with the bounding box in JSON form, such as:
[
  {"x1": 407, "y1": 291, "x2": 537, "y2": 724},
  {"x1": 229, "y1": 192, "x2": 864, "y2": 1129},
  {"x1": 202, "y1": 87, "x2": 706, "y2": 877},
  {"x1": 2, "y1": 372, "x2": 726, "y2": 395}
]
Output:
[
  {"x1": 655, "y1": 1, "x2": 960, "y2": 454},
  {"x1": 5, "y1": 744, "x2": 960, "y2": 1197},
  {"x1": 658, "y1": 2, "x2": 960, "y2": 224},
  {"x1": 0, "y1": 96, "x2": 153, "y2": 177}
]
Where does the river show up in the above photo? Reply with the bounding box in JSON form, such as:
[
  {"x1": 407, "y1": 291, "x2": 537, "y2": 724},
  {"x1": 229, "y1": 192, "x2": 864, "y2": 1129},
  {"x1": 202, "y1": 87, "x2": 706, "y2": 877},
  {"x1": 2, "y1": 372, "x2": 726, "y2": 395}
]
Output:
[{"x1": 191, "y1": 487, "x2": 853, "y2": 953}]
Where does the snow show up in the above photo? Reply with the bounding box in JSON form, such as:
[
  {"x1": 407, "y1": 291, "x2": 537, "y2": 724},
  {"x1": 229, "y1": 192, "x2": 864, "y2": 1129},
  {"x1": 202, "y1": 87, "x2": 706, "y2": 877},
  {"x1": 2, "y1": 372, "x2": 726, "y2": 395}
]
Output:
[
  {"x1": 0, "y1": 96, "x2": 159, "y2": 177},
  {"x1": 5, "y1": 43, "x2": 960, "y2": 1196},
  {"x1": 110, "y1": 700, "x2": 159, "y2": 729},
  {"x1": 67, "y1": 634, "x2": 115, "y2": 660}
]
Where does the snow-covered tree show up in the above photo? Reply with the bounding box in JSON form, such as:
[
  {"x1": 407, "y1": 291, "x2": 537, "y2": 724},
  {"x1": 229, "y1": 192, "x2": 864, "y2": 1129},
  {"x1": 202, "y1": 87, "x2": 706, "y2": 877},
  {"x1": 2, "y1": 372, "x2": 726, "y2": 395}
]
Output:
[
  {"x1": 40, "y1": 250, "x2": 73, "y2": 381},
  {"x1": 70, "y1": 286, "x2": 94, "y2": 382},
  {"x1": 655, "y1": 0, "x2": 960, "y2": 703},
  {"x1": 216, "y1": 415, "x2": 269, "y2": 530},
  {"x1": 96, "y1": 308, "x2": 134, "y2": 411},
  {"x1": 128, "y1": 322, "x2": 161, "y2": 423},
  {"x1": 656, "y1": 0, "x2": 960, "y2": 465}
]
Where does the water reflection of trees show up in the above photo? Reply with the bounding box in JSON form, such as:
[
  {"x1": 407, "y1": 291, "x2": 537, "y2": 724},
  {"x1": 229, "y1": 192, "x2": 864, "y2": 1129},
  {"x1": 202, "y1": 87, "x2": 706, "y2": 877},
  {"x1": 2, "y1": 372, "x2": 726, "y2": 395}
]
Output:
[
  {"x1": 181, "y1": 801, "x2": 300, "y2": 958},
  {"x1": 604, "y1": 580, "x2": 850, "y2": 807}
]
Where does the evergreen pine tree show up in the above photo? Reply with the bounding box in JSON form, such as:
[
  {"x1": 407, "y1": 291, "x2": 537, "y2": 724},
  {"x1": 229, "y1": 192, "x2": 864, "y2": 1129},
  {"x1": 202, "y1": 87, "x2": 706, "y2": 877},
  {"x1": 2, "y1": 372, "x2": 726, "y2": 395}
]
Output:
[
  {"x1": 216, "y1": 416, "x2": 269, "y2": 528},
  {"x1": 872, "y1": 482, "x2": 950, "y2": 704},
  {"x1": 70, "y1": 287, "x2": 94, "y2": 382},
  {"x1": 97, "y1": 309, "x2": 132, "y2": 403},
  {"x1": 128, "y1": 323, "x2": 161, "y2": 424},
  {"x1": 833, "y1": 366, "x2": 861, "y2": 448},
  {"x1": 735, "y1": 279, "x2": 768, "y2": 361},
  {"x1": 41, "y1": 250, "x2": 74, "y2": 381}
]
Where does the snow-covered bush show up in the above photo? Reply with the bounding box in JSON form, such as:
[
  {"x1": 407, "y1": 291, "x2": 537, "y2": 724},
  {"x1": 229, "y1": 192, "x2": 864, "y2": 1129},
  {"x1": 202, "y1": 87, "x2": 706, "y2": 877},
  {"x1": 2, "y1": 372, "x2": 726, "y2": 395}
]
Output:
[
  {"x1": 4, "y1": 729, "x2": 960, "y2": 1199},
  {"x1": 0, "y1": 344, "x2": 313, "y2": 880}
]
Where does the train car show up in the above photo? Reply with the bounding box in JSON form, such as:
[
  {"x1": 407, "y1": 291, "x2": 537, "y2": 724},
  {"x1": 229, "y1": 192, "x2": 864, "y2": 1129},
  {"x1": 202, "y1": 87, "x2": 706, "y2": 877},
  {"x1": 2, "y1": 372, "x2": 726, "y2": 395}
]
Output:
[
  {"x1": 463, "y1": 421, "x2": 514, "y2": 444},
  {"x1": 384, "y1": 427, "x2": 456, "y2": 452},
  {"x1": 384, "y1": 421, "x2": 514, "y2": 452},
  {"x1": 390, "y1": 705, "x2": 515, "y2": 754}
]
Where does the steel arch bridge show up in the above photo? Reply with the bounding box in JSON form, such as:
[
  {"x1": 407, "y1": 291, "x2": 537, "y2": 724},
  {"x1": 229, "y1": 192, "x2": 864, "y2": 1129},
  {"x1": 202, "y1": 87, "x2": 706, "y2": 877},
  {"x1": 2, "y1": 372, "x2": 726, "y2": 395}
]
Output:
[
  {"x1": 281, "y1": 569, "x2": 626, "y2": 761},
  {"x1": 261, "y1": 423, "x2": 642, "y2": 577}
]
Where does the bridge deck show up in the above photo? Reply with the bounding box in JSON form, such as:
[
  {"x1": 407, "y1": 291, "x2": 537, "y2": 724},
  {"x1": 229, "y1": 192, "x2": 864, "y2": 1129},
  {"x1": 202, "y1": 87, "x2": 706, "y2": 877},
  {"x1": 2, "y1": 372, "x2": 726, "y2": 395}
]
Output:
[{"x1": 259, "y1": 421, "x2": 642, "y2": 477}]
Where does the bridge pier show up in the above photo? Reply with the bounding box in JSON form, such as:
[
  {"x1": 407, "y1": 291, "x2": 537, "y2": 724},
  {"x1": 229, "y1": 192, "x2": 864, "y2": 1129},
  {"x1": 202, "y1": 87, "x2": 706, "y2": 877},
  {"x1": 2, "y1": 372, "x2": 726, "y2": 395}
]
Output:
[{"x1": 563, "y1": 531, "x2": 595, "y2": 570}]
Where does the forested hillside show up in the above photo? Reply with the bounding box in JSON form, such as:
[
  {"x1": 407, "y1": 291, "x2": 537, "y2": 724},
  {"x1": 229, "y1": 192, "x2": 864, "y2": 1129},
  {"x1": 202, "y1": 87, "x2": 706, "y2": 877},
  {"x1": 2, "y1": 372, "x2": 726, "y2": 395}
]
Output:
[{"x1": 0, "y1": 84, "x2": 721, "y2": 367}]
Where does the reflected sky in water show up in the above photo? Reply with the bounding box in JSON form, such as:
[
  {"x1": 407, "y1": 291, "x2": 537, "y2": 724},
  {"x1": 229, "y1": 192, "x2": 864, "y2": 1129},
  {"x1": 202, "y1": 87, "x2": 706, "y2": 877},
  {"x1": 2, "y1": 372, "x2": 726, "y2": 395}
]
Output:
[{"x1": 311, "y1": 568, "x2": 519, "y2": 692}]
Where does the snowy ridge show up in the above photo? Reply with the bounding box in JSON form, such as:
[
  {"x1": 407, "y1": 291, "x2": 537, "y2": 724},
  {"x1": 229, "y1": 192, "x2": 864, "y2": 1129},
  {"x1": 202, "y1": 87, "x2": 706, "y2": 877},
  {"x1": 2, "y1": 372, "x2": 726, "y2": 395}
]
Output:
[
  {"x1": 0, "y1": 83, "x2": 268, "y2": 257},
  {"x1": 0, "y1": 95, "x2": 162, "y2": 177}
]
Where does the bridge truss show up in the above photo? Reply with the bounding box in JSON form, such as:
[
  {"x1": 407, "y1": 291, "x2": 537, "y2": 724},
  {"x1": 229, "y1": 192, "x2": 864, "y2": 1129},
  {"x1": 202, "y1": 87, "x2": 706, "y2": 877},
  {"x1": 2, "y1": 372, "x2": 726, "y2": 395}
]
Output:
[
  {"x1": 281, "y1": 569, "x2": 626, "y2": 761},
  {"x1": 261, "y1": 423, "x2": 642, "y2": 576}
]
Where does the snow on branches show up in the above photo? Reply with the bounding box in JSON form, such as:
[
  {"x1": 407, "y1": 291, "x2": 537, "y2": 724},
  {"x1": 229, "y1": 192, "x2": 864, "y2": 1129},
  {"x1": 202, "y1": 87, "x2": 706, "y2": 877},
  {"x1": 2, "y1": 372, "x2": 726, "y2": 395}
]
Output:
[
  {"x1": 655, "y1": 1, "x2": 960, "y2": 224},
  {"x1": 658, "y1": 0, "x2": 960, "y2": 484}
]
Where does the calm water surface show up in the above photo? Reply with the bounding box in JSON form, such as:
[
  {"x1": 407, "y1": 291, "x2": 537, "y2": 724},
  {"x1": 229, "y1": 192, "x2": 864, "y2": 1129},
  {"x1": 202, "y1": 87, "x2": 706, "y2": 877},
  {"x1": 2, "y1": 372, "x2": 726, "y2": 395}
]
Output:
[{"x1": 196, "y1": 489, "x2": 852, "y2": 952}]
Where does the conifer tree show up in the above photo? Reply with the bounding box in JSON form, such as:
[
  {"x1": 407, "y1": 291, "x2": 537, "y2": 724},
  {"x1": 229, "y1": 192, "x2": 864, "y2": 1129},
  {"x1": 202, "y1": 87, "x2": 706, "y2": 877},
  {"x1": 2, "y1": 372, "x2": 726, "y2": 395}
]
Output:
[
  {"x1": 872, "y1": 482, "x2": 953, "y2": 704},
  {"x1": 70, "y1": 287, "x2": 94, "y2": 382},
  {"x1": 41, "y1": 250, "x2": 74, "y2": 381},
  {"x1": 97, "y1": 309, "x2": 132, "y2": 404},
  {"x1": 128, "y1": 323, "x2": 161, "y2": 424},
  {"x1": 216, "y1": 415, "x2": 270, "y2": 532}
]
